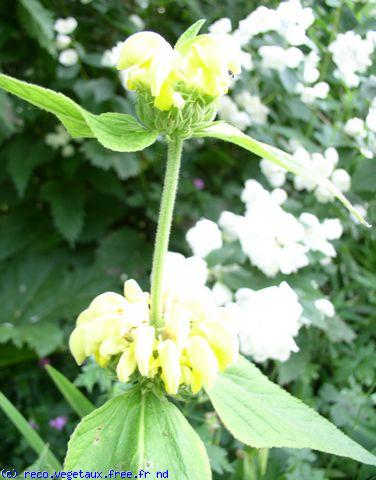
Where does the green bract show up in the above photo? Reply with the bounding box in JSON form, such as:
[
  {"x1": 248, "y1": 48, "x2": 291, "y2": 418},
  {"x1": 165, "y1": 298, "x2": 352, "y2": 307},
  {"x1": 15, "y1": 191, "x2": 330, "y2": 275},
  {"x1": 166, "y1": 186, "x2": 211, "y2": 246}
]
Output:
[{"x1": 0, "y1": 20, "x2": 374, "y2": 478}]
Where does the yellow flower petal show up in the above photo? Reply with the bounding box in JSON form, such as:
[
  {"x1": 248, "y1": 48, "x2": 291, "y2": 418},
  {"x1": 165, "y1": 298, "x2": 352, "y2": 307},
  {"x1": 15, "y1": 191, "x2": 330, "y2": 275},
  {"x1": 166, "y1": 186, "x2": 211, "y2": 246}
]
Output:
[
  {"x1": 158, "y1": 340, "x2": 181, "y2": 395},
  {"x1": 116, "y1": 347, "x2": 137, "y2": 383},
  {"x1": 117, "y1": 32, "x2": 171, "y2": 70},
  {"x1": 186, "y1": 336, "x2": 218, "y2": 390},
  {"x1": 132, "y1": 325, "x2": 155, "y2": 376},
  {"x1": 69, "y1": 324, "x2": 87, "y2": 365}
]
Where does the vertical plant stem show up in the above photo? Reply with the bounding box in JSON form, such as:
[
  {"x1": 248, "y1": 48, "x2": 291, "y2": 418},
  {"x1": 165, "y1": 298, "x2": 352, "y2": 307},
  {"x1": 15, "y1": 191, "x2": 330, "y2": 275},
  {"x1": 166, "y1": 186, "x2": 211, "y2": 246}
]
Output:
[{"x1": 150, "y1": 136, "x2": 183, "y2": 327}]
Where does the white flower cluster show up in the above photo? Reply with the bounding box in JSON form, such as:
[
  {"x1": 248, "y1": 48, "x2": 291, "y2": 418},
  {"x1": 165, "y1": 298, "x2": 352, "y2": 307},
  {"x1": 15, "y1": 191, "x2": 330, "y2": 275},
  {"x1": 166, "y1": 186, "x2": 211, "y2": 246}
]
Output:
[
  {"x1": 167, "y1": 253, "x2": 306, "y2": 363},
  {"x1": 219, "y1": 92, "x2": 270, "y2": 131},
  {"x1": 186, "y1": 180, "x2": 343, "y2": 277},
  {"x1": 234, "y1": 0, "x2": 314, "y2": 46},
  {"x1": 54, "y1": 17, "x2": 79, "y2": 67},
  {"x1": 209, "y1": 1, "x2": 331, "y2": 108},
  {"x1": 329, "y1": 31, "x2": 375, "y2": 88},
  {"x1": 261, "y1": 144, "x2": 351, "y2": 203},
  {"x1": 291, "y1": 146, "x2": 351, "y2": 203},
  {"x1": 233, "y1": 282, "x2": 303, "y2": 362},
  {"x1": 45, "y1": 125, "x2": 75, "y2": 157},
  {"x1": 343, "y1": 100, "x2": 376, "y2": 159}
]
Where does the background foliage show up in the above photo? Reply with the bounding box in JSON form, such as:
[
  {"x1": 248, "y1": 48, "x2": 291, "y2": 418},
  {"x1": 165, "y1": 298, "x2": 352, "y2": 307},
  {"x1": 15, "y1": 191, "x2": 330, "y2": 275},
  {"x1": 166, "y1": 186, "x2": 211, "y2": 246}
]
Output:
[{"x1": 0, "y1": 0, "x2": 375, "y2": 478}]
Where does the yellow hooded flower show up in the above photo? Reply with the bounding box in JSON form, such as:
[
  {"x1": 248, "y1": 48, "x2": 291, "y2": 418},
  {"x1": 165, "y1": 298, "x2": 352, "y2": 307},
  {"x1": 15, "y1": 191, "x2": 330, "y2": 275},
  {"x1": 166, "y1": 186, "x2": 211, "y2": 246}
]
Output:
[
  {"x1": 117, "y1": 32, "x2": 180, "y2": 111},
  {"x1": 132, "y1": 325, "x2": 156, "y2": 376},
  {"x1": 199, "y1": 317, "x2": 239, "y2": 371},
  {"x1": 98, "y1": 335, "x2": 128, "y2": 367},
  {"x1": 117, "y1": 346, "x2": 137, "y2": 383},
  {"x1": 186, "y1": 336, "x2": 219, "y2": 391},
  {"x1": 179, "y1": 34, "x2": 240, "y2": 97},
  {"x1": 69, "y1": 269, "x2": 239, "y2": 396},
  {"x1": 158, "y1": 339, "x2": 181, "y2": 394},
  {"x1": 163, "y1": 302, "x2": 191, "y2": 348}
]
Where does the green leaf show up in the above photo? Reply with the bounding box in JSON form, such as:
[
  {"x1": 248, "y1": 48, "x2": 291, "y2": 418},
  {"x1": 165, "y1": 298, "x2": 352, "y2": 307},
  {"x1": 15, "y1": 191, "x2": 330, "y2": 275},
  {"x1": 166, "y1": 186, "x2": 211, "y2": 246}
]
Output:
[
  {"x1": 96, "y1": 227, "x2": 152, "y2": 279},
  {"x1": 45, "y1": 365, "x2": 95, "y2": 418},
  {"x1": 175, "y1": 19, "x2": 206, "y2": 51},
  {"x1": 193, "y1": 122, "x2": 370, "y2": 227},
  {"x1": 64, "y1": 389, "x2": 212, "y2": 479},
  {"x1": 0, "y1": 252, "x2": 116, "y2": 356},
  {"x1": 0, "y1": 390, "x2": 61, "y2": 470},
  {"x1": 0, "y1": 90, "x2": 16, "y2": 141},
  {"x1": 42, "y1": 180, "x2": 85, "y2": 243},
  {"x1": 81, "y1": 141, "x2": 142, "y2": 180},
  {"x1": 0, "y1": 73, "x2": 91, "y2": 137},
  {"x1": 352, "y1": 158, "x2": 376, "y2": 193},
  {"x1": 0, "y1": 74, "x2": 158, "y2": 151},
  {"x1": 5, "y1": 139, "x2": 53, "y2": 197},
  {"x1": 0, "y1": 208, "x2": 51, "y2": 262},
  {"x1": 207, "y1": 357, "x2": 376, "y2": 466},
  {"x1": 17, "y1": 0, "x2": 56, "y2": 55}
]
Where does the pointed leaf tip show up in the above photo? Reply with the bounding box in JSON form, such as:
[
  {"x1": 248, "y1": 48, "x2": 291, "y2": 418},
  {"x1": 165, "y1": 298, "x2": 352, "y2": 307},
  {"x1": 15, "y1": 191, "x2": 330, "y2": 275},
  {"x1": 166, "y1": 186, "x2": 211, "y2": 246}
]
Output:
[{"x1": 193, "y1": 122, "x2": 370, "y2": 228}]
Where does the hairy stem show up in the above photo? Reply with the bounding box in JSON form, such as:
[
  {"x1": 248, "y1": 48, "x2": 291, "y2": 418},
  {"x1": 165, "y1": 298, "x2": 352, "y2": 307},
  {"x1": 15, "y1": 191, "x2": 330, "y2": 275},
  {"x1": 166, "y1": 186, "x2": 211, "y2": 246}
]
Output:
[{"x1": 150, "y1": 136, "x2": 183, "y2": 327}]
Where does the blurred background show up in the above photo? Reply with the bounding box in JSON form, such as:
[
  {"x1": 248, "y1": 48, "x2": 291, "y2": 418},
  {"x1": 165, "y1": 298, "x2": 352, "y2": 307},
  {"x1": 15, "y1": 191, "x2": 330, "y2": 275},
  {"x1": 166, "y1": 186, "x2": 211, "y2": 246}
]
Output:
[{"x1": 0, "y1": 0, "x2": 375, "y2": 478}]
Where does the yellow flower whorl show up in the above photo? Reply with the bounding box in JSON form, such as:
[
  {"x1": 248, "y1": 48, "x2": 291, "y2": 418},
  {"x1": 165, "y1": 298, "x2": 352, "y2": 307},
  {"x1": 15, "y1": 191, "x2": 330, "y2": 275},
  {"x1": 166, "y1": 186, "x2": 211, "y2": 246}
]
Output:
[
  {"x1": 116, "y1": 30, "x2": 241, "y2": 113},
  {"x1": 69, "y1": 277, "x2": 238, "y2": 395}
]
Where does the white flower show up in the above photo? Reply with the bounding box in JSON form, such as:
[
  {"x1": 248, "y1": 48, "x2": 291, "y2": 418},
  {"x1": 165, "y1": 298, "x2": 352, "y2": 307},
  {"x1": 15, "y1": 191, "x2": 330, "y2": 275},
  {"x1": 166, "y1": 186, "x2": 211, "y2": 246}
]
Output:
[
  {"x1": 276, "y1": 0, "x2": 314, "y2": 47},
  {"x1": 236, "y1": 7, "x2": 278, "y2": 44},
  {"x1": 45, "y1": 125, "x2": 71, "y2": 149},
  {"x1": 259, "y1": 45, "x2": 303, "y2": 70},
  {"x1": 239, "y1": 181, "x2": 309, "y2": 276},
  {"x1": 344, "y1": 117, "x2": 366, "y2": 138},
  {"x1": 235, "y1": 91, "x2": 269, "y2": 125},
  {"x1": 260, "y1": 159, "x2": 287, "y2": 187},
  {"x1": 235, "y1": 281, "x2": 303, "y2": 362},
  {"x1": 366, "y1": 105, "x2": 376, "y2": 132},
  {"x1": 351, "y1": 204, "x2": 368, "y2": 225},
  {"x1": 329, "y1": 31, "x2": 374, "y2": 88},
  {"x1": 270, "y1": 188, "x2": 288, "y2": 205},
  {"x1": 59, "y1": 48, "x2": 78, "y2": 67},
  {"x1": 55, "y1": 34, "x2": 71, "y2": 49},
  {"x1": 163, "y1": 252, "x2": 208, "y2": 297},
  {"x1": 302, "y1": 51, "x2": 320, "y2": 83},
  {"x1": 315, "y1": 299, "x2": 335, "y2": 318},
  {"x1": 219, "y1": 96, "x2": 251, "y2": 131},
  {"x1": 218, "y1": 211, "x2": 244, "y2": 241},
  {"x1": 186, "y1": 219, "x2": 223, "y2": 258},
  {"x1": 209, "y1": 18, "x2": 232, "y2": 34},
  {"x1": 331, "y1": 169, "x2": 351, "y2": 192},
  {"x1": 321, "y1": 219, "x2": 343, "y2": 240},
  {"x1": 212, "y1": 282, "x2": 233, "y2": 306},
  {"x1": 299, "y1": 213, "x2": 342, "y2": 258},
  {"x1": 54, "y1": 17, "x2": 78, "y2": 35},
  {"x1": 292, "y1": 145, "x2": 349, "y2": 202},
  {"x1": 296, "y1": 81, "x2": 329, "y2": 104},
  {"x1": 101, "y1": 41, "x2": 124, "y2": 67}
]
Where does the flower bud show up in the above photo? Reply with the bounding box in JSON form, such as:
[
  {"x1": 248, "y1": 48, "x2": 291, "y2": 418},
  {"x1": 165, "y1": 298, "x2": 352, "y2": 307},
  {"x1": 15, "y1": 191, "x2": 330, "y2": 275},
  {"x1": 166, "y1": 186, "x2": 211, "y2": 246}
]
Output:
[
  {"x1": 158, "y1": 340, "x2": 181, "y2": 394},
  {"x1": 132, "y1": 325, "x2": 156, "y2": 376}
]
